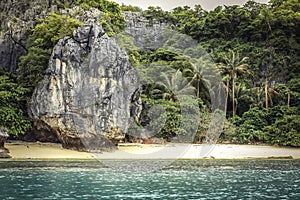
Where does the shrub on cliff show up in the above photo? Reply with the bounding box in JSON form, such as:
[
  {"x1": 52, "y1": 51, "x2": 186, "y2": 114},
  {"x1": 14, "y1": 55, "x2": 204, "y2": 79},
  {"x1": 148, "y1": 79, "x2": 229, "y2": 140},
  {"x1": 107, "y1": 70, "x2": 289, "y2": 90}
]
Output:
[
  {"x1": 18, "y1": 14, "x2": 82, "y2": 92},
  {"x1": 75, "y1": 0, "x2": 126, "y2": 36}
]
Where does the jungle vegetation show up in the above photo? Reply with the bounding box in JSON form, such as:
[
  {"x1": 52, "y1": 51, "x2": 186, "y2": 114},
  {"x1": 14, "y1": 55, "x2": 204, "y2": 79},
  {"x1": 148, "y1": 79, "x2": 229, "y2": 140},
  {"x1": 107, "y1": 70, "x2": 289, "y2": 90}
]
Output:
[{"x1": 0, "y1": 0, "x2": 299, "y2": 146}]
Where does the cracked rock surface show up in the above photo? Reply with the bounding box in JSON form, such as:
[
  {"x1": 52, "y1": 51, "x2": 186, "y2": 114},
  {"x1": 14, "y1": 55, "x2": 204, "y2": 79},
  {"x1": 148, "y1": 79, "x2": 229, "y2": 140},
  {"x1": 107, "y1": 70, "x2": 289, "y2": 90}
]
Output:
[{"x1": 30, "y1": 22, "x2": 142, "y2": 152}]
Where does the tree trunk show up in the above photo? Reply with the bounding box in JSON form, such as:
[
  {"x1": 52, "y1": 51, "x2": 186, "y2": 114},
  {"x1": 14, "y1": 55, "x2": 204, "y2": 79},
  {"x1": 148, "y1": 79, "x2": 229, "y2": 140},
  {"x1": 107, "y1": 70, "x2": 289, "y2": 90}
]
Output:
[
  {"x1": 232, "y1": 77, "x2": 235, "y2": 117},
  {"x1": 265, "y1": 78, "x2": 268, "y2": 109},
  {"x1": 287, "y1": 92, "x2": 290, "y2": 107},
  {"x1": 224, "y1": 80, "x2": 229, "y2": 117},
  {"x1": 197, "y1": 80, "x2": 200, "y2": 99}
]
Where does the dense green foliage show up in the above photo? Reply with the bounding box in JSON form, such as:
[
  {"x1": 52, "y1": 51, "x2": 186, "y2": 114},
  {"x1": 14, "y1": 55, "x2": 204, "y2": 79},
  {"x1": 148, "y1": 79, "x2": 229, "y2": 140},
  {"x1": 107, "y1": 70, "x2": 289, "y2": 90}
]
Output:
[
  {"x1": 0, "y1": 71, "x2": 31, "y2": 135},
  {"x1": 137, "y1": 0, "x2": 300, "y2": 145},
  {"x1": 18, "y1": 13, "x2": 82, "y2": 92},
  {"x1": 264, "y1": 114, "x2": 300, "y2": 146},
  {"x1": 224, "y1": 106, "x2": 300, "y2": 146},
  {"x1": 121, "y1": 4, "x2": 142, "y2": 12},
  {"x1": 0, "y1": 0, "x2": 299, "y2": 145},
  {"x1": 75, "y1": 0, "x2": 126, "y2": 36}
]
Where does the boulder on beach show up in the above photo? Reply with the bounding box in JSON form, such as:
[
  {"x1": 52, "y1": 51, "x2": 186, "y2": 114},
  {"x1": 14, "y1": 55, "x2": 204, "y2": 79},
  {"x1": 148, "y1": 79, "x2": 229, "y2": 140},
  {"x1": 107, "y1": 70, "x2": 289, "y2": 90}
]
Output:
[{"x1": 0, "y1": 127, "x2": 11, "y2": 158}]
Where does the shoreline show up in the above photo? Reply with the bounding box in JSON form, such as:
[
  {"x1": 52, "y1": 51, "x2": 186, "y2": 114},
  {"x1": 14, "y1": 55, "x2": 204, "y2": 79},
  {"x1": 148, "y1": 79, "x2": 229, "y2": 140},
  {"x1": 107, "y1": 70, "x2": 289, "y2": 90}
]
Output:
[{"x1": 3, "y1": 141, "x2": 300, "y2": 160}]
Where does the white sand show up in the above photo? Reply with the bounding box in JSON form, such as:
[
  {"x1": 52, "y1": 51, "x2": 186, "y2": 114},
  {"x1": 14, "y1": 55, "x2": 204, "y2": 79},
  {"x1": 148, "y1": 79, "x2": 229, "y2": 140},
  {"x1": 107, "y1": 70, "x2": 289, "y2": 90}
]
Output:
[
  {"x1": 5, "y1": 142, "x2": 93, "y2": 159},
  {"x1": 99, "y1": 143, "x2": 300, "y2": 159},
  {"x1": 4, "y1": 142, "x2": 300, "y2": 160}
]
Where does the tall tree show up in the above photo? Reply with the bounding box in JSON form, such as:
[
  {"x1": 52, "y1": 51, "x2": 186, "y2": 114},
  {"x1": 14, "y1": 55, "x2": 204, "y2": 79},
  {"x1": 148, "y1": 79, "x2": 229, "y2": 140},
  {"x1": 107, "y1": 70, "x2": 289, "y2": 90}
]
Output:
[
  {"x1": 233, "y1": 82, "x2": 251, "y2": 115},
  {"x1": 217, "y1": 65, "x2": 230, "y2": 115},
  {"x1": 183, "y1": 58, "x2": 212, "y2": 99},
  {"x1": 219, "y1": 50, "x2": 252, "y2": 116}
]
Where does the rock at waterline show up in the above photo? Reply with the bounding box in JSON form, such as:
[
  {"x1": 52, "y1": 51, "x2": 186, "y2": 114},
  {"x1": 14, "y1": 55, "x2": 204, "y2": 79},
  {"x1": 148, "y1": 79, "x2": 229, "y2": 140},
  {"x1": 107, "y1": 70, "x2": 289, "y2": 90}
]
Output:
[{"x1": 0, "y1": 127, "x2": 11, "y2": 158}]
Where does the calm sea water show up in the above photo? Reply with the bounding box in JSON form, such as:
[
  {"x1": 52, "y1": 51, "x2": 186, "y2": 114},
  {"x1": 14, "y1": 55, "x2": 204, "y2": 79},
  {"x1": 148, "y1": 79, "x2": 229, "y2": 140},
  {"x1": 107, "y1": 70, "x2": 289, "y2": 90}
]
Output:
[{"x1": 0, "y1": 160, "x2": 299, "y2": 199}]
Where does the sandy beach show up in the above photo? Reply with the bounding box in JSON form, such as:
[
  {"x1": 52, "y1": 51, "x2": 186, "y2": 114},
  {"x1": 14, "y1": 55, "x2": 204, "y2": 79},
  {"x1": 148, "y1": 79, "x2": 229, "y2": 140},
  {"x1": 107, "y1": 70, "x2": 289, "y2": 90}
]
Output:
[
  {"x1": 5, "y1": 141, "x2": 93, "y2": 159},
  {"x1": 3, "y1": 141, "x2": 300, "y2": 160}
]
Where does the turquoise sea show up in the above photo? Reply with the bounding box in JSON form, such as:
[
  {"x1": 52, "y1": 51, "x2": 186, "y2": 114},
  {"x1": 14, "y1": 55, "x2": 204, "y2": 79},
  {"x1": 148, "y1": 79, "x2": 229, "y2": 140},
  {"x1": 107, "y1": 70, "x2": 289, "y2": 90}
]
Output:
[{"x1": 0, "y1": 160, "x2": 299, "y2": 199}]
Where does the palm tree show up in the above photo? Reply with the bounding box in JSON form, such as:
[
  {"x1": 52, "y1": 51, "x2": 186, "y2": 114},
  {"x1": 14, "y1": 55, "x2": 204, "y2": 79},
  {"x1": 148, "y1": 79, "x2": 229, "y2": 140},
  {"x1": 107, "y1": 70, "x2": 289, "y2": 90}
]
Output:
[
  {"x1": 157, "y1": 69, "x2": 196, "y2": 101},
  {"x1": 233, "y1": 82, "x2": 251, "y2": 115},
  {"x1": 250, "y1": 86, "x2": 264, "y2": 109},
  {"x1": 250, "y1": 82, "x2": 279, "y2": 109},
  {"x1": 216, "y1": 66, "x2": 230, "y2": 115},
  {"x1": 265, "y1": 82, "x2": 279, "y2": 109},
  {"x1": 218, "y1": 49, "x2": 252, "y2": 116},
  {"x1": 265, "y1": 78, "x2": 269, "y2": 109},
  {"x1": 183, "y1": 58, "x2": 212, "y2": 99}
]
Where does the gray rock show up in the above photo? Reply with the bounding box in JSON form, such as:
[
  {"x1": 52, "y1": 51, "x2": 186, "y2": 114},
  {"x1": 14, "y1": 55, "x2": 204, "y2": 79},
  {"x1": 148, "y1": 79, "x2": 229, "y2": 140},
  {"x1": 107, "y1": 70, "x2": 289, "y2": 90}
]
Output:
[
  {"x1": 29, "y1": 12, "x2": 170, "y2": 151},
  {"x1": 30, "y1": 23, "x2": 141, "y2": 152},
  {"x1": 0, "y1": 127, "x2": 9, "y2": 146},
  {"x1": 122, "y1": 12, "x2": 168, "y2": 50},
  {"x1": 0, "y1": 127, "x2": 10, "y2": 158},
  {"x1": 0, "y1": 0, "x2": 54, "y2": 70},
  {"x1": 0, "y1": 2, "x2": 100, "y2": 70}
]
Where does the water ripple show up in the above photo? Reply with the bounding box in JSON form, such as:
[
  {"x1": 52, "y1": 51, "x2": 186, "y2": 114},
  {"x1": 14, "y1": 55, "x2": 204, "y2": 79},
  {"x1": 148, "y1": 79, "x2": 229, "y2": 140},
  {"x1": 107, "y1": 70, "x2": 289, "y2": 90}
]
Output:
[{"x1": 0, "y1": 160, "x2": 299, "y2": 199}]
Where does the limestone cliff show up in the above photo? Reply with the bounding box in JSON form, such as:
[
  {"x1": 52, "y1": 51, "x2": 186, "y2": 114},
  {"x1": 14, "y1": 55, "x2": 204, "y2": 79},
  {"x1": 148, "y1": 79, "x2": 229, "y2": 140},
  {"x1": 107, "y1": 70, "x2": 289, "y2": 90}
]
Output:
[
  {"x1": 0, "y1": 0, "x2": 61, "y2": 70},
  {"x1": 29, "y1": 21, "x2": 142, "y2": 151},
  {"x1": 0, "y1": 1, "x2": 90, "y2": 70},
  {"x1": 1, "y1": 1, "x2": 168, "y2": 151}
]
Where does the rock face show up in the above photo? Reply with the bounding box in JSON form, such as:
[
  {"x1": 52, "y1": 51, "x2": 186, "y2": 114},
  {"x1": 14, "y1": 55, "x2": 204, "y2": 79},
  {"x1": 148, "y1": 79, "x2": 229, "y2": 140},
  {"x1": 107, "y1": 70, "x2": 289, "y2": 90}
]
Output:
[
  {"x1": 122, "y1": 12, "x2": 168, "y2": 50},
  {"x1": 29, "y1": 12, "x2": 170, "y2": 151},
  {"x1": 0, "y1": 0, "x2": 58, "y2": 70},
  {"x1": 0, "y1": 1, "x2": 96, "y2": 70},
  {"x1": 30, "y1": 22, "x2": 141, "y2": 152},
  {"x1": 1, "y1": 1, "x2": 168, "y2": 151},
  {"x1": 0, "y1": 127, "x2": 10, "y2": 158}
]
